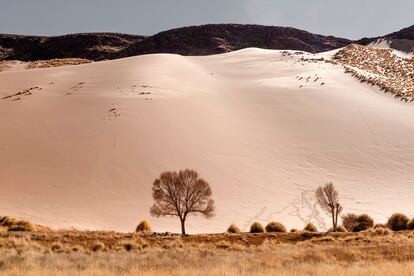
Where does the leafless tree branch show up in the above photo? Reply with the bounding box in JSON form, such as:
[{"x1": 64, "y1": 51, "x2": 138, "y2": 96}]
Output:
[{"x1": 150, "y1": 169, "x2": 215, "y2": 234}]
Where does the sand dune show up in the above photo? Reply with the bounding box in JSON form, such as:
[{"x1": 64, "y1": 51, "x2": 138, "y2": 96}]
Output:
[{"x1": 0, "y1": 48, "x2": 413, "y2": 233}]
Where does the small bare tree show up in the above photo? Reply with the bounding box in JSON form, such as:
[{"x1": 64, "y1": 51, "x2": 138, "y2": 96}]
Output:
[
  {"x1": 315, "y1": 183, "x2": 343, "y2": 232},
  {"x1": 150, "y1": 169, "x2": 215, "y2": 235}
]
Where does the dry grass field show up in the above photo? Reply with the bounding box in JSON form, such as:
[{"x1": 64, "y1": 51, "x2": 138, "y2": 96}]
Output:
[{"x1": 1, "y1": 221, "x2": 414, "y2": 275}]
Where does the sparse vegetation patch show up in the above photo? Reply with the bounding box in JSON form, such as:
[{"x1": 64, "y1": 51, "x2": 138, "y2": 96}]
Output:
[{"x1": 331, "y1": 44, "x2": 414, "y2": 102}]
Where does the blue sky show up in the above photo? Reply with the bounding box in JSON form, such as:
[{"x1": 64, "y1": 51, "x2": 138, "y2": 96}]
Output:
[{"x1": 0, "y1": 0, "x2": 412, "y2": 39}]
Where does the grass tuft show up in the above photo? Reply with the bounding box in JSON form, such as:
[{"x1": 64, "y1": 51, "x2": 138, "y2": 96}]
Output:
[
  {"x1": 226, "y1": 224, "x2": 241, "y2": 234},
  {"x1": 265, "y1": 222, "x2": 287, "y2": 233},
  {"x1": 303, "y1": 223, "x2": 318, "y2": 232},
  {"x1": 136, "y1": 220, "x2": 151, "y2": 232},
  {"x1": 250, "y1": 222, "x2": 265, "y2": 233}
]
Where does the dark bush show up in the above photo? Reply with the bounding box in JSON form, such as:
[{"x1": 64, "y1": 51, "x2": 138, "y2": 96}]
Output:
[
  {"x1": 387, "y1": 213, "x2": 409, "y2": 231},
  {"x1": 227, "y1": 224, "x2": 241, "y2": 234},
  {"x1": 407, "y1": 218, "x2": 414, "y2": 230},
  {"x1": 342, "y1": 213, "x2": 358, "y2": 232},
  {"x1": 265, "y1": 222, "x2": 287, "y2": 233},
  {"x1": 303, "y1": 223, "x2": 318, "y2": 232},
  {"x1": 136, "y1": 220, "x2": 151, "y2": 232},
  {"x1": 353, "y1": 214, "x2": 374, "y2": 232},
  {"x1": 250, "y1": 222, "x2": 265, "y2": 233},
  {"x1": 5, "y1": 220, "x2": 35, "y2": 232},
  {"x1": 0, "y1": 216, "x2": 17, "y2": 227}
]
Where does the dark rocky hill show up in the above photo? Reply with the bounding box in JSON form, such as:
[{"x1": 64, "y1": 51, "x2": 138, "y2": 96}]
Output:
[
  {"x1": 387, "y1": 25, "x2": 414, "y2": 40},
  {"x1": 3, "y1": 24, "x2": 414, "y2": 62},
  {"x1": 0, "y1": 33, "x2": 145, "y2": 61},
  {"x1": 114, "y1": 24, "x2": 352, "y2": 58},
  {"x1": 0, "y1": 24, "x2": 351, "y2": 61},
  {"x1": 357, "y1": 25, "x2": 414, "y2": 53}
]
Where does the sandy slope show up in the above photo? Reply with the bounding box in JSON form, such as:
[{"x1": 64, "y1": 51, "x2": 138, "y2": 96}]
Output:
[{"x1": 0, "y1": 49, "x2": 413, "y2": 233}]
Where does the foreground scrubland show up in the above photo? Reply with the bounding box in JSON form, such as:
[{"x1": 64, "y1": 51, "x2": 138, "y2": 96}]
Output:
[{"x1": 1, "y1": 226, "x2": 414, "y2": 275}]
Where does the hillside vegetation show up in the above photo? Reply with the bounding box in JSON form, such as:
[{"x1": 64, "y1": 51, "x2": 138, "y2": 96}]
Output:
[
  {"x1": 331, "y1": 44, "x2": 414, "y2": 102},
  {"x1": 0, "y1": 24, "x2": 351, "y2": 61}
]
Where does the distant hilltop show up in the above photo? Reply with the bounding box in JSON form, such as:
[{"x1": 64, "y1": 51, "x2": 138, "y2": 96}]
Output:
[
  {"x1": 357, "y1": 25, "x2": 414, "y2": 54},
  {"x1": 0, "y1": 23, "x2": 413, "y2": 62}
]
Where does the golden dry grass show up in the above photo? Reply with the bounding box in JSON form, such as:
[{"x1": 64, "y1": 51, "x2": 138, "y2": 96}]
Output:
[
  {"x1": 1, "y1": 226, "x2": 414, "y2": 275},
  {"x1": 0, "y1": 216, "x2": 50, "y2": 232}
]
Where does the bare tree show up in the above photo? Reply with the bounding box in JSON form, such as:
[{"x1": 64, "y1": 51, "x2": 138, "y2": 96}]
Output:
[
  {"x1": 150, "y1": 169, "x2": 215, "y2": 235},
  {"x1": 315, "y1": 183, "x2": 343, "y2": 232}
]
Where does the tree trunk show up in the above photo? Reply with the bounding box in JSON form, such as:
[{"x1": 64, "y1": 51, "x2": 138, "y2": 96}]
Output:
[
  {"x1": 180, "y1": 218, "x2": 186, "y2": 235},
  {"x1": 334, "y1": 206, "x2": 339, "y2": 232},
  {"x1": 332, "y1": 208, "x2": 336, "y2": 232}
]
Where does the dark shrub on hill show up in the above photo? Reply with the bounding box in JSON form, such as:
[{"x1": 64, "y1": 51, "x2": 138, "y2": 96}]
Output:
[
  {"x1": 227, "y1": 224, "x2": 241, "y2": 234},
  {"x1": 353, "y1": 214, "x2": 374, "y2": 232},
  {"x1": 250, "y1": 222, "x2": 265, "y2": 233},
  {"x1": 265, "y1": 222, "x2": 287, "y2": 233},
  {"x1": 387, "y1": 213, "x2": 409, "y2": 231},
  {"x1": 303, "y1": 223, "x2": 318, "y2": 232},
  {"x1": 136, "y1": 220, "x2": 152, "y2": 232},
  {"x1": 407, "y1": 218, "x2": 414, "y2": 230},
  {"x1": 7, "y1": 221, "x2": 35, "y2": 232},
  {"x1": 342, "y1": 213, "x2": 358, "y2": 232}
]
